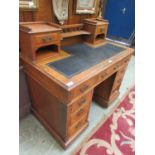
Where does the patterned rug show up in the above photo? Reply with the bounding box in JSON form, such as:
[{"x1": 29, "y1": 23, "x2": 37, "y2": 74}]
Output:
[{"x1": 74, "y1": 86, "x2": 135, "y2": 155}]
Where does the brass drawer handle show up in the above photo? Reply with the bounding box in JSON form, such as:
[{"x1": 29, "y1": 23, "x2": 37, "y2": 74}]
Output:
[
  {"x1": 100, "y1": 27, "x2": 104, "y2": 32},
  {"x1": 100, "y1": 72, "x2": 108, "y2": 79},
  {"x1": 42, "y1": 36, "x2": 52, "y2": 43},
  {"x1": 77, "y1": 109, "x2": 85, "y2": 117},
  {"x1": 124, "y1": 59, "x2": 129, "y2": 63},
  {"x1": 80, "y1": 85, "x2": 89, "y2": 93},
  {"x1": 113, "y1": 64, "x2": 119, "y2": 70},
  {"x1": 78, "y1": 98, "x2": 86, "y2": 106},
  {"x1": 75, "y1": 121, "x2": 82, "y2": 129}
]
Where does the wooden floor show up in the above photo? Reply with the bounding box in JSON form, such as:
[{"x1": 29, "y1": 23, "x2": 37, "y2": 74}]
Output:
[{"x1": 19, "y1": 56, "x2": 135, "y2": 155}]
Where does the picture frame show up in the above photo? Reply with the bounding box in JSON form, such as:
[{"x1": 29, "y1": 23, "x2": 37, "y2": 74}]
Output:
[
  {"x1": 19, "y1": 0, "x2": 39, "y2": 11},
  {"x1": 75, "y1": 0, "x2": 97, "y2": 14}
]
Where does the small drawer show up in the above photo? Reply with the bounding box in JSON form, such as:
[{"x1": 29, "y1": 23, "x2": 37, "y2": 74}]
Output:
[
  {"x1": 98, "y1": 71, "x2": 108, "y2": 82},
  {"x1": 33, "y1": 33, "x2": 59, "y2": 47},
  {"x1": 96, "y1": 25, "x2": 105, "y2": 34},
  {"x1": 69, "y1": 102, "x2": 90, "y2": 126},
  {"x1": 69, "y1": 91, "x2": 92, "y2": 113},
  {"x1": 108, "y1": 58, "x2": 128, "y2": 74},
  {"x1": 68, "y1": 114, "x2": 87, "y2": 138},
  {"x1": 71, "y1": 77, "x2": 97, "y2": 99},
  {"x1": 98, "y1": 63, "x2": 122, "y2": 83}
]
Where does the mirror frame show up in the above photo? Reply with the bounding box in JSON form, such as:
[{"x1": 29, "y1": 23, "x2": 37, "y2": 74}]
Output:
[
  {"x1": 75, "y1": 0, "x2": 98, "y2": 14},
  {"x1": 19, "y1": 0, "x2": 39, "y2": 11}
]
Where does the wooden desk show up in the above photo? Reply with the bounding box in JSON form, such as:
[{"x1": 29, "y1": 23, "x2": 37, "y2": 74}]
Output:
[{"x1": 20, "y1": 41, "x2": 133, "y2": 149}]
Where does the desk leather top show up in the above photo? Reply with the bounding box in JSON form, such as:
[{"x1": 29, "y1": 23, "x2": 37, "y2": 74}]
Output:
[{"x1": 47, "y1": 43, "x2": 125, "y2": 78}]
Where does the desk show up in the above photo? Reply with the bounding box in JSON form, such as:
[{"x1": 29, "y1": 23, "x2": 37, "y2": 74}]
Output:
[{"x1": 20, "y1": 41, "x2": 133, "y2": 149}]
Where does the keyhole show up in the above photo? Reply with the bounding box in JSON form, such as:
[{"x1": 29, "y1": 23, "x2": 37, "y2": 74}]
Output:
[{"x1": 122, "y1": 8, "x2": 126, "y2": 14}]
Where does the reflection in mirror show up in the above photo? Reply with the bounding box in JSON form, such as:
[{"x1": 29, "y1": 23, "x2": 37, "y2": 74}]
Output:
[
  {"x1": 19, "y1": 0, "x2": 39, "y2": 11},
  {"x1": 52, "y1": 0, "x2": 69, "y2": 25},
  {"x1": 76, "y1": 0, "x2": 97, "y2": 14}
]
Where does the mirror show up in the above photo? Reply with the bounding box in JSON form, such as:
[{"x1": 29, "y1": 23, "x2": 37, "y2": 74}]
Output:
[
  {"x1": 75, "y1": 0, "x2": 97, "y2": 14},
  {"x1": 19, "y1": 0, "x2": 39, "y2": 11}
]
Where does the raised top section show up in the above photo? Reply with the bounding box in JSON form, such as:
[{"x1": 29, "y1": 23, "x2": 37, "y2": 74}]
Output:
[
  {"x1": 84, "y1": 18, "x2": 109, "y2": 26},
  {"x1": 19, "y1": 21, "x2": 62, "y2": 34}
]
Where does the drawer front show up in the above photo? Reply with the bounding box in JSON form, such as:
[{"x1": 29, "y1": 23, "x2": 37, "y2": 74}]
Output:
[
  {"x1": 108, "y1": 56, "x2": 130, "y2": 74},
  {"x1": 98, "y1": 56, "x2": 130, "y2": 84},
  {"x1": 33, "y1": 33, "x2": 59, "y2": 47},
  {"x1": 98, "y1": 63, "x2": 120, "y2": 83},
  {"x1": 96, "y1": 24, "x2": 108, "y2": 35},
  {"x1": 69, "y1": 91, "x2": 93, "y2": 113},
  {"x1": 96, "y1": 25, "x2": 105, "y2": 34},
  {"x1": 68, "y1": 114, "x2": 87, "y2": 138},
  {"x1": 69, "y1": 101, "x2": 90, "y2": 126},
  {"x1": 71, "y1": 77, "x2": 97, "y2": 99}
]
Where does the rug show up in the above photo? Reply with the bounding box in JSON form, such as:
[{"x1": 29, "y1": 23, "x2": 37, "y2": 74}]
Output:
[{"x1": 74, "y1": 86, "x2": 135, "y2": 155}]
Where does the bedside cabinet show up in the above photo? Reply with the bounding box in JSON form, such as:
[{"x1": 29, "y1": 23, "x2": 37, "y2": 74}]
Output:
[
  {"x1": 84, "y1": 18, "x2": 109, "y2": 45},
  {"x1": 19, "y1": 21, "x2": 62, "y2": 61}
]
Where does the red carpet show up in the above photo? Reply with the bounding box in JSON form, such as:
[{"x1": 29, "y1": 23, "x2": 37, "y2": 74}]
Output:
[{"x1": 74, "y1": 86, "x2": 135, "y2": 155}]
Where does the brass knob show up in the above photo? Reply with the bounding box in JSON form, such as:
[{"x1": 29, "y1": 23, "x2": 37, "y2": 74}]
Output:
[
  {"x1": 101, "y1": 72, "x2": 108, "y2": 79},
  {"x1": 80, "y1": 85, "x2": 89, "y2": 93},
  {"x1": 42, "y1": 36, "x2": 52, "y2": 43},
  {"x1": 77, "y1": 109, "x2": 85, "y2": 117},
  {"x1": 78, "y1": 98, "x2": 86, "y2": 106},
  {"x1": 124, "y1": 59, "x2": 128, "y2": 63},
  {"x1": 113, "y1": 64, "x2": 119, "y2": 70},
  {"x1": 100, "y1": 27, "x2": 104, "y2": 32}
]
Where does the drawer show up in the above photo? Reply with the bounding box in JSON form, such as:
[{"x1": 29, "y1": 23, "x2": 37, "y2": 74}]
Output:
[
  {"x1": 68, "y1": 114, "x2": 87, "y2": 138},
  {"x1": 69, "y1": 101, "x2": 90, "y2": 126},
  {"x1": 33, "y1": 33, "x2": 59, "y2": 47},
  {"x1": 108, "y1": 57, "x2": 130, "y2": 73},
  {"x1": 96, "y1": 25, "x2": 105, "y2": 35},
  {"x1": 69, "y1": 91, "x2": 92, "y2": 113},
  {"x1": 98, "y1": 63, "x2": 120, "y2": 83},
  {"x1": 98, "y1": 57, "x2": 130, "y2": 83},
  {"x1": 71, "y1": 77, "x2": 97, "y2": 99}
]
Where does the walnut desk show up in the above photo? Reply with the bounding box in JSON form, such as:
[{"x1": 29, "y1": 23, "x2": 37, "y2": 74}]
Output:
[{"x1": 20, "y1": 40, "x2": 134, "y2": 149}]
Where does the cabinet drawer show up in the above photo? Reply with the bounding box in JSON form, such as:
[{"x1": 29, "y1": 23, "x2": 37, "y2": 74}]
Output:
[
  {"x1": 33, "y1": 33, "x2": 59, "y2": 47},
  {"x1": 69, "y1": 101, "x2": 90, "y2": 126},
  {"x1": 108, "y1": 56, "x2": 130, "y2": 73},
  {"x1": 98, "y1": 56, "x2": 130, "y2": 83},
  {"x1": 69, "y1": 91, "x2": 92, "y2": 113},
  {"x1": 98, "y1": 63, "x2": 120, "y2": 83},
  {"x1": 71, "y1": 77, "x2": 97, "y2": 99},
  {"x1": 68, "y1": 114, "x2": 87, "y2": 138}
]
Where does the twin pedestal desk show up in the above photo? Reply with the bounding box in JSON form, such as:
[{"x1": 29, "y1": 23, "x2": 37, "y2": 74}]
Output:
[{"x1": 20, "y1": 21, "x2": 134, "y2": 149}]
